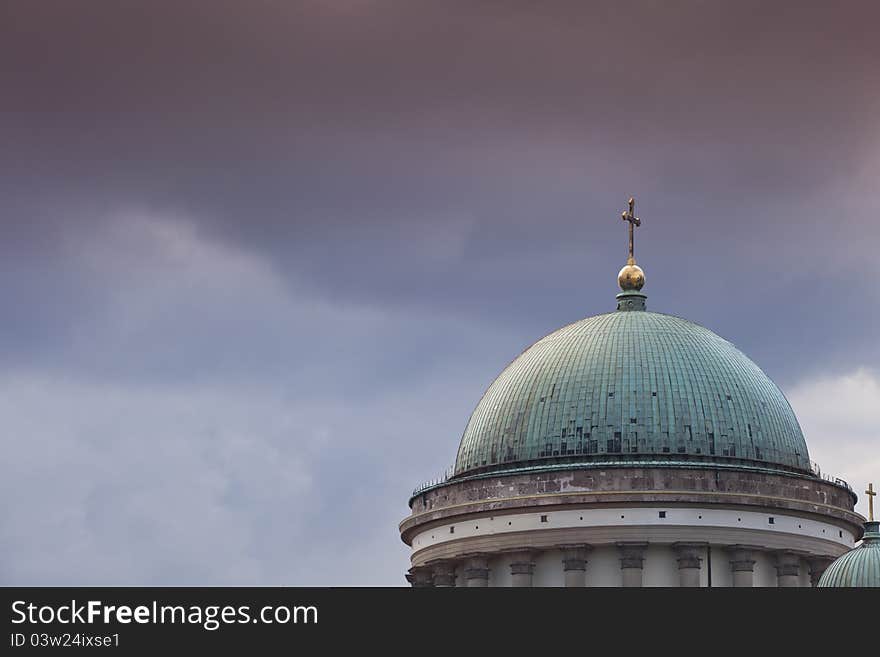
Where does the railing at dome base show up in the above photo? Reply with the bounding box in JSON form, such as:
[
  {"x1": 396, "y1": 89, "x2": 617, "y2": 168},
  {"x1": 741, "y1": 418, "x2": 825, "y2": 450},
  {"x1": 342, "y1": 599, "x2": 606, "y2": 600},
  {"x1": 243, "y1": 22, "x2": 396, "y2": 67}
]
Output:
[
  {"x1": 410, "y1": 461, "x2": 853, "y2": 500},
  {"x1": 411, "y1": 467, "x2": 453, "y2": 498},
  {"x1": 811, "y1": 461, "x2": 852, "y2": 491}
]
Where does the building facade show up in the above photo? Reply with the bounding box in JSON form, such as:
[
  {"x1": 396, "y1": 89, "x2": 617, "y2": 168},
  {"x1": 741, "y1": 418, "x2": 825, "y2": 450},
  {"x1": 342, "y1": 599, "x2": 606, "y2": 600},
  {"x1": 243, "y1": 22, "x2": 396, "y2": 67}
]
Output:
[{"x1": 399, "y1": 199, "x2": 863, "y2": 587}]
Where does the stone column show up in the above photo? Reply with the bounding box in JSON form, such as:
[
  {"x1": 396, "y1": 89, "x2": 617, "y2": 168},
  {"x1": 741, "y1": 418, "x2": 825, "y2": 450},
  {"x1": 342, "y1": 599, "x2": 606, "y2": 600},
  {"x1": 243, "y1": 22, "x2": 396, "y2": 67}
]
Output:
[
  {"x1": 807, "y1": 557, "x2": 834, "y2": 588},
  {"x1": 508, "y1": 551, "x2": 536, "y2": 587},
  {"x1": 431, "y1": 560, "x2": 456, "y2": 587},
  {"x1": 673, "y1": 542, "x2": 706, "y2": 587},
  {"x1": 617, "y1": 542, "x2": 648, "y2": 587},
  {"x1": 775, "y1": 551, "x2": 801, "y2": 587},
  {"x1": 560, "y1": 544, "x2": 592, "y2": 587},
  {"x1": 726, "y1": 545, "x2": 758, "y2": 588},
  {"x1": 463, "y1": 555, "x2": 490, "y2": 587},
  {"x1": 407, "y1": 566, "x2": 434, "y2": 587}
]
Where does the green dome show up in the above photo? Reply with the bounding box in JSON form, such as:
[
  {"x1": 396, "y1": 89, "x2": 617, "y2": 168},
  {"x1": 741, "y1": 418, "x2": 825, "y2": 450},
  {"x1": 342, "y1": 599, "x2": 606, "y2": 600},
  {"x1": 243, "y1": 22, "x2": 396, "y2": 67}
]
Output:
[
  {"x1": 454, "y1": 301, "x2": 811, "y2": 477},
  {"x1": 818, "y1": 522, "x2": 880, "y2": 587}
]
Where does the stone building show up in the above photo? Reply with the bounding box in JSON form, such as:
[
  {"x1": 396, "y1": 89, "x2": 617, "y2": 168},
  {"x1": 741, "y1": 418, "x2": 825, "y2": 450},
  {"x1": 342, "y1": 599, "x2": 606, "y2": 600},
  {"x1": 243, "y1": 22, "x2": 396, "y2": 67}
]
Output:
[{"x1": 399, "y1": 199, "x2": 864, "y2": 587}]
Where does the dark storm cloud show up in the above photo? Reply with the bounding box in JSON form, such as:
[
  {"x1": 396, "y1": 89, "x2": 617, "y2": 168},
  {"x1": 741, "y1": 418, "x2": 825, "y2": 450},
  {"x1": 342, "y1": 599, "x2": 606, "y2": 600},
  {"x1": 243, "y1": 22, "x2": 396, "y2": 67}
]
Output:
[
  {"x1": 4, "y1": 2, "x2": 879, "y2": 361},
  {"x1": 5, "y1": 0, "x2": 879, "y2": 220},
  {"x1": 1, "y1": 2, "x2": 879, "y2": 584}
]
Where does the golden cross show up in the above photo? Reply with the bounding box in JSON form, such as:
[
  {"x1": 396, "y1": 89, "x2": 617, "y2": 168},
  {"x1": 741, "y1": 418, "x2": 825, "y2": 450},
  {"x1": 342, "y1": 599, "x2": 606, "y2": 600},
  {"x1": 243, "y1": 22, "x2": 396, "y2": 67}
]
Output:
[
  {"x1": 620, "y1": 197, "x2": 641, "y2": 265},
  {"x1": 866, "y1": 482, "x2": 876, "y2": 522}
]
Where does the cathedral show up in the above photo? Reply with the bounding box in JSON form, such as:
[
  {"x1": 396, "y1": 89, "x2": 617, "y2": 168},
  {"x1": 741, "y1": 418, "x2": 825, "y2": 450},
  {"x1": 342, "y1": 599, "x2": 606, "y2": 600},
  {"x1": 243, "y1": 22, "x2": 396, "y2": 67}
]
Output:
[{"x1": 399, "y1": 198, "x2": 876, "y2": 587}]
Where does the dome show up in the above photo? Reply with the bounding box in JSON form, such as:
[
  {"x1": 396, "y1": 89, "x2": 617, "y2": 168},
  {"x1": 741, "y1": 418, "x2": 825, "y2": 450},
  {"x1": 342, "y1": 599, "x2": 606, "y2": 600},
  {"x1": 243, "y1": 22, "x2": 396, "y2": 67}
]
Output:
[
  {"x1": 454, "y1": 304, "x2": 811, "y2": 477},
  {"x1": 818, "y1": 522, "x2": 880, "y2": 587}
]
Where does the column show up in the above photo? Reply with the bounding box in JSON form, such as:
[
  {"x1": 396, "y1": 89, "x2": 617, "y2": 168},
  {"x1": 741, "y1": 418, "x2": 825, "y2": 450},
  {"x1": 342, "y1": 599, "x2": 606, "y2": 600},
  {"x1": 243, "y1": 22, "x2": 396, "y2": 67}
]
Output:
[
  {"x1": 463, "y1": 555, "x2": 490, "y2": 587},
  {"x1": 726, "y1": 545, "x2": 757, "y2": 588},
  {"x1": 673, "y1": 542, "x2": 706, "y2": 587},
  {"x1": 775, "y1": 551, "x2": 801, "y2": 587},
  {"x1": 431, "y1": 560, "x2": 457, "y2": 587},
  {"x1": 560, "y1": 544, "x2": 592, "y2": 587},
  {"x1": 508, "y1": 551, "x2": 536, "y2": 587},
  {"x1": 617, "y1": 542, "x2": 648, "y2": 587},
  {"x1": 807, "y1": 557, "x2": 834, "y2": 588},
  {"x1": 407, "y1": 566, "x2": 434, "y2": 587}
]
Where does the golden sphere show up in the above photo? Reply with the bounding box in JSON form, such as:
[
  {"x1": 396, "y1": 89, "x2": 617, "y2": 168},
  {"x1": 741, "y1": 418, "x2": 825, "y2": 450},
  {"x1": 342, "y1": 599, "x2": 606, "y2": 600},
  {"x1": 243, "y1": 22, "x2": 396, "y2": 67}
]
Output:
[{"x1": 618, "y1": 263, "x2": 645, "y2": 291}]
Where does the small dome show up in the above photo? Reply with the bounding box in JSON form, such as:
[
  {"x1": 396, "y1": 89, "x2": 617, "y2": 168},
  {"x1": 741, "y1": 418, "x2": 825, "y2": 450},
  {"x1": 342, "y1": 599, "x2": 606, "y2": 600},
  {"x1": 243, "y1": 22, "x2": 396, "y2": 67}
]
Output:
[
  {"x1": 454, "y1": 309, "x2": 811, "y2": 477},
  {"x1": 818, "y1": 522, "x2": 880, "y2": 587}
]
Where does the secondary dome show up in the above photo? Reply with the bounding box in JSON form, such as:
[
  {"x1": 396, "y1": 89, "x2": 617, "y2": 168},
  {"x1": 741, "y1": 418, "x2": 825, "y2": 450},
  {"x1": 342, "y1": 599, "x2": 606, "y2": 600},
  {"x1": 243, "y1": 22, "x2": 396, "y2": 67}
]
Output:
[
  {"x1": 454, "y1": 305, "x2": 811, "y2": 477},
  {"x1": 818, "y1": 521, "x2": 880, "y2": 587}
]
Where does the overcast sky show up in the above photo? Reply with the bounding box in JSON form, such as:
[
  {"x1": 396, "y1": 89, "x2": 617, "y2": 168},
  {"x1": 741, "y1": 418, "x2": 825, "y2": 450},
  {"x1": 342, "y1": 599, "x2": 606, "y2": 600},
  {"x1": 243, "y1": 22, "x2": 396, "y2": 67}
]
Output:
[{"x1": 1, "y1": 1, "x2": 879, "y2": 585}]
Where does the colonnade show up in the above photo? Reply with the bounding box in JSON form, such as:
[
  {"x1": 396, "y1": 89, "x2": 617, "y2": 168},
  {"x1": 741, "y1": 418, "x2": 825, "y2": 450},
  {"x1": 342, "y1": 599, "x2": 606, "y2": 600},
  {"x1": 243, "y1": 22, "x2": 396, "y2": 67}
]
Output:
[{"x1": 407, "y1": 544, "x2": 834, "y2": 587}]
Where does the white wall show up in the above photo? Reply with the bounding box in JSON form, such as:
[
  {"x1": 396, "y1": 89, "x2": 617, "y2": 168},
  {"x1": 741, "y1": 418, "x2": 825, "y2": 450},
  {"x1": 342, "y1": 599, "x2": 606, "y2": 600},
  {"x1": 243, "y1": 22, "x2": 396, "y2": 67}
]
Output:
[{"x1": 411, "y1": 506, "x2": 855, "y2": 552}]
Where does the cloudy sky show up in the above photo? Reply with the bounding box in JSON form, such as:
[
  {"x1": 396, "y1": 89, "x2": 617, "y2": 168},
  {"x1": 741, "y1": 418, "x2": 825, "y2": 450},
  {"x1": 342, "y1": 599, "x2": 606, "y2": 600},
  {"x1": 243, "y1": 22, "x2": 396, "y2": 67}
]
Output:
[{"x1": 1, "y1": 1, "x2": 879, "y2": 585}]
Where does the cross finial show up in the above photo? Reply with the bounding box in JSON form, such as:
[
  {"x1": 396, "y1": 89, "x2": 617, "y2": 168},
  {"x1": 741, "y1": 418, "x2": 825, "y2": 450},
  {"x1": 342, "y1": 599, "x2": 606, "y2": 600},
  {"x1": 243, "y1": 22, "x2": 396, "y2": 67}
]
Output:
[
  {"x1": 866, "y1": 482, "x2": 876, "y2": 522},
  {"x1": 621, "y1": 197, "x2": 641, "y2": 265}
]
